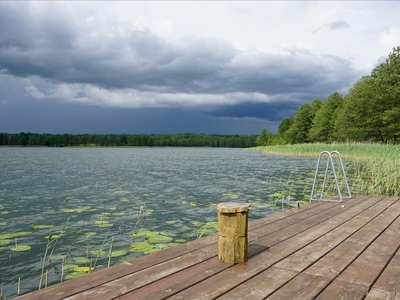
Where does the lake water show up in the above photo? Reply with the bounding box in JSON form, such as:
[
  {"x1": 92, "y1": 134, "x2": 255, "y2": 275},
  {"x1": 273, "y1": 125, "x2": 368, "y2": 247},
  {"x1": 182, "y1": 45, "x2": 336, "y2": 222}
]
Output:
[{"x1": 0, "y1": 147, "x2": 316, "y2": 298}]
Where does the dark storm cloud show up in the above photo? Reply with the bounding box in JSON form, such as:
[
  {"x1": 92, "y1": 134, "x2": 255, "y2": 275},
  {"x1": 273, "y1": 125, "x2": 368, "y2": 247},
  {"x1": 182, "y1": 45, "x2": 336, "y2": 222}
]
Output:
[
  {"x1": 207, "y1": 102, "x2": 299, "y2": 121},
  {"x1": 0, "y1": 97, "x2": 270, "y2": 134},
  {"x1": 0, "y1": 2, "x2": 360, "y2": 98}
]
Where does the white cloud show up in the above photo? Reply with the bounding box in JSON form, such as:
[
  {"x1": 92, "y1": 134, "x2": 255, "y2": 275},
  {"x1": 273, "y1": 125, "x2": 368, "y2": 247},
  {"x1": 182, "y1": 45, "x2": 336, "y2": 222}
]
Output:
[{"x1": 379, "y1": 27, "x2": 400, "y2": 47}]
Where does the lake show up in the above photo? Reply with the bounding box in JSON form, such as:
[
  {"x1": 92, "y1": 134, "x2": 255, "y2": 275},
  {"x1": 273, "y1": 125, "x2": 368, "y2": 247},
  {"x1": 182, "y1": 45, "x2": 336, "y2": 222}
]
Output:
[{"x1": 0, "y1": 147, "x2": 316, "y2": 298}]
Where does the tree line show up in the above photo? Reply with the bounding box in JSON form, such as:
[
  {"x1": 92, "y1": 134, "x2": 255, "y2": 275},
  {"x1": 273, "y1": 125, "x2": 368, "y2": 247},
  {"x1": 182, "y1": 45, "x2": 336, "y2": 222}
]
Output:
[
  {"x1": 256, "y1": 46, "x2": 400, "y2": 146},
  {"x1": 0, "y1": 132, "x2": 257, "y2": 148}
]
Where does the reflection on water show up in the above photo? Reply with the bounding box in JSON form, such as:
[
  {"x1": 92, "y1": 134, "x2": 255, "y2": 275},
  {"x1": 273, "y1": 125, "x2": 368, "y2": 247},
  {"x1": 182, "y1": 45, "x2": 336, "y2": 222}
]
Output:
[{"x1": 0, "y1": 147, "x2": 315, "y2": 298}]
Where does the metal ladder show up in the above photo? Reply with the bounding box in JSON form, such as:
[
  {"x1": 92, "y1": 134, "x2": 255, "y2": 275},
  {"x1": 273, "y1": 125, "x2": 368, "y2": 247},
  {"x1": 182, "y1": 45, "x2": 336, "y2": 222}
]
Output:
[{"x1": 310, "y1": 151, "x2": 352, "y2": 202}]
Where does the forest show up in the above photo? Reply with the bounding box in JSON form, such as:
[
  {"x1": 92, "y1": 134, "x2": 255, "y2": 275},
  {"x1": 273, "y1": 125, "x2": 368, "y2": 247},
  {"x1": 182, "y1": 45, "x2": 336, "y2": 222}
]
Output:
[
  {"x1": 256, "y1": 46, "x2": 400, "y2": 146},
  {"x1": 0, "y1": 132, "x2": 257, "y2": 148}
]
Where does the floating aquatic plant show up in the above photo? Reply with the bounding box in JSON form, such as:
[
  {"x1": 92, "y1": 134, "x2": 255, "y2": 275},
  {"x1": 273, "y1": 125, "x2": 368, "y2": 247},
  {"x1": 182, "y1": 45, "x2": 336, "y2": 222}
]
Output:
[
  {"x1": 31, "y1": 224, "x2": 54, "y2": 230},
  {"x1": 0, "y1": 232, "x2": 32, "y2": 240},
  {"x1": 0, "y1": 239, "x2": 11, "y2": 246},
  {"x1": 10, "y1": 245, "x2": 31, "y2": 252},
  {"x1": 91, "y1": 250, "x2": 106, "y2": 256},
  {"x1": 110, "y1": 250, "x2": 128, "y2": 257}
]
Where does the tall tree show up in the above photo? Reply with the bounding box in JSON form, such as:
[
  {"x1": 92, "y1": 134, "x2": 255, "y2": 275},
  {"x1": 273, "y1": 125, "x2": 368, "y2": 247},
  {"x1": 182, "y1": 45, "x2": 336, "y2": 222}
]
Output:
[
  {"x1": 256, "y1": 128, "x2": 271, "y2": 146},
  {"x1": 285, "y1": 103, "x2": 314, "y2": 144},
  {"x1": 308, "y1": 92, "x2": 343, "y2": 142}
]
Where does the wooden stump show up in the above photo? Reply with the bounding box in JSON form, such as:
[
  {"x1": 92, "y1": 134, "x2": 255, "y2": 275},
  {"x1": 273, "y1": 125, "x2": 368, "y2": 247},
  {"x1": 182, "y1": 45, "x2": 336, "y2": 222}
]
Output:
[{"x1": 216, "y1": 202, "x2": 250, "y2": 263}]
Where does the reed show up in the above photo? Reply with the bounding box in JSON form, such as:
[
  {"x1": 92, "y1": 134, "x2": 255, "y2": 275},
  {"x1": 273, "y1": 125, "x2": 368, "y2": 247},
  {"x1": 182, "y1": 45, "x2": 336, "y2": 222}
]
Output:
[{"x1": 249, "y1": 143, "x2": 400, "y2": 197}]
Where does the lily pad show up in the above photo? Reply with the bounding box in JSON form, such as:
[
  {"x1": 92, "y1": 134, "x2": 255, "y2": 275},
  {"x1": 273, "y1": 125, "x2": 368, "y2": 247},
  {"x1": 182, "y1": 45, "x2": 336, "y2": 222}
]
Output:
[
  {"x1": 0, "y1": 222, "x2": 6, "y2": 226},
  {"x1": 94, "y1": 220, "x2": 110, "y2": 225},
  {"x1": 175, "y1": 239, "x2": 187, "y2": 243},
  {"x1": 85, "y1": 232, "x2": 97, "y2": 236},
  {"x1": 120, "y1": 197, "x2": 130, "y2": 202},
  {"x1": 165, "y1": 221, "x2": 176, "y2": 225},
  {"x1": 97, "y1": 223, "x2": 113, "y2": 228},
  {"x1": 112, "y1": 212, "x2": 125, "y2": 216},
  {"x1": 146, "y1": 234, "x2": 173, "y2": 243},
  {"x1": 44, "y1": 234, "x2": 63, "y2": 240},
  {"x1": 63, "y1": 264, "x2": 79, "y2": 270},
  {"x1": 74, "y1": 266, "x2": 94, "y2": 272},
  {"x1": 73, "y1": 257, "x2": 88, "y2": 263},
  {"x1": 32, "y1": 224, "x2": 54, "y2": 229},
  {"x1": 144, "y1": 248, "x2": 161, "y2": 254},
  {"x1": 131, "y1": 241, "x2": 152, "y2": 252},
  {"x1": 91, "y1": 250, "x2": 106, "y2": 256},
  {"x1": 0, "y1": 239, "x2": 11, "y2": 246},
  {"x1": 1, "y1": 211, "x2": 10, "y2": 215},
  {"x1": 0, "y1": 205, "x2": 4, "y2": 209},
  {"x1": 110, "y1": 250, "x2": 128, "y2": 257},
  {"x1": 0, "y1": 232, "x2": 32, "y2": 240},
  {"x1": 10, "y1": 245, "x2": 31, "y2": 252}
]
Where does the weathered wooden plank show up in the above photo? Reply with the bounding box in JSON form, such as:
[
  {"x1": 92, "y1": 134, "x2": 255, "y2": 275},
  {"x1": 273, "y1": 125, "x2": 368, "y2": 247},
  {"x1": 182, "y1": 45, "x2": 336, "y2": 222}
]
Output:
[
  {"x1": 14, "y1": 197, "x2": 340, "y2": 299},
  {"x1": 247, "y1": 199, "x2": 326, "y2": 230},
  {"x1": 16, "y1": 195, "x2": 399, "y2": 300},
  {"x1": 304, "y1": 200, "x2": 400, "y2": 280},
  {"x1": 117, "y1": 258, "x2": 231, "y2": 300},
  {"x1": 167, "y1": 196, "x2": 376, "y2": 299},
  {"x1": 314, "y1": 280, "x2": 368, "y2": 300},
  {"x1": 64, "y1": 247, "x2": 219, "y2": 300},
  {"x1": 365, "y1": 248, "x2": 400, "y2": 300},
  {"x1": 218, "y1": 196, "x2": 390, "y2": 300},
  {"x1": 275, "y1": 196, "x2": 394, "y2": 272},
  {"x1": 62, "y1": 200, "x2": 353, "y2": 299},
  {"x1": 249, "y1": 195, "x2": 365, "y2": 237},
  {"x1": 216, "y1": 266, "x2": 299, "y2": 300},
  {"x1": 16, "y1": 234, "x2": 220, "y2": 300},
  {"x1": 335, "y1": 212, "x2": 400, "y2": 286},
  {"x1": 264, "y1": 273, "x2": 331, "y2": 300}
]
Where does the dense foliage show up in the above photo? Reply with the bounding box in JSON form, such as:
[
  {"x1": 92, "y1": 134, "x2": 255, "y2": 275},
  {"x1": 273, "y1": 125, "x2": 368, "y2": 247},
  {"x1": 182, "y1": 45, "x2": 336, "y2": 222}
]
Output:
[
  {"x1": 256, "y1": 46, "x2": 400, "y2": 145},
  {"x1": 0, "y1": 132, "x2": 257, "y2": 148}
]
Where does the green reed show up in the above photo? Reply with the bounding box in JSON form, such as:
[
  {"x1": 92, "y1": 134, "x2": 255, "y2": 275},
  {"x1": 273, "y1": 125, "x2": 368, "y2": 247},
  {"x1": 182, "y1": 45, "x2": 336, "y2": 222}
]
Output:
[{"x1": 249, "y1": 143, "x2": 400, "y2": 197}]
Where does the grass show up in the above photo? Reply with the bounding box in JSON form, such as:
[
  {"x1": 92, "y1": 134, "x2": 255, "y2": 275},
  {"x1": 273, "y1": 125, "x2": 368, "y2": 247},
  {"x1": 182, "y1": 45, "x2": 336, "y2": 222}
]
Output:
[{"x1": 249, "y1": 143, "x2": 400, "y2": 197}]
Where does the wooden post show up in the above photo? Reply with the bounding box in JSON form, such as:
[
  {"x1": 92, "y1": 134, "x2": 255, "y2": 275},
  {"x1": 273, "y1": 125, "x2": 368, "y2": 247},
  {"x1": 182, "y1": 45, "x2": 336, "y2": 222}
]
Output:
[{"x1": 216, "y1": 202, "x2": 250, "y2": 263}]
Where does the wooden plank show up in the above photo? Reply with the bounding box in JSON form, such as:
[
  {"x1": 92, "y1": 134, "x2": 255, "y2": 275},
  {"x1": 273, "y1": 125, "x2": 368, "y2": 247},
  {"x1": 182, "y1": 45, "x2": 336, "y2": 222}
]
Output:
[
  {"x1": 218, "y1": 196, "x2": 391, "y2": 299},
  {"x1": 275, "y1": 196, "x2": 396, "y2": 272},
  {"x1": 117, "y1": 258, "x2": 231, "y2": 300},
  {"x1": 314, "y1": 280, "x2": 368, "y2": 300},
  {"x1": 304, "y1": 199, "x2": 400, "y2": 280},
  {"x1": 335, "y1": 212, "x2": 400, "y2": 286},
  {"x1": 365, "y1": 248, "x2": 400, "y2": 300},
  {"x1": 263, "y1": 273, "x2": 331, "y2": 300},
  {"x1": 64, "y1": 247, "x2": 219, "y2": 300},
  {"x1": 40, "y1": 199, "x2": 362, "y2": 297},
  {"x1": 17, "y1": 195, "x2": 397, "y2": 300},
  {"x1": 248, "y1": 194, "x2": 369, "y2": 248},
  {"x1": 247, "y1": 199, "x2": 326, "y2": 230},
  {"x1": 216, "y1": 266, "x2": 299, "y2": 300},
  {"x1": 315, "y1": 206, "x2": 400, "y2": 299},
  {"x1": 62, "y1": 200, "x2": 353, "y2": 300},
  {"x1": 167, "y1": 196, "x2": 378, "y2": 299},
  {"x1": 15, "y1": 234, "x2": 219, "y2": 300}
]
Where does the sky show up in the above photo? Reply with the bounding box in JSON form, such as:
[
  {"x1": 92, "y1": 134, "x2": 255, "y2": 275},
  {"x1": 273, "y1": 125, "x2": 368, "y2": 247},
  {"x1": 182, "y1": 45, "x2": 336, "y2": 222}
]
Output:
[{"x1": 1, "y1": 1, "x2": 399, "y2": 134}]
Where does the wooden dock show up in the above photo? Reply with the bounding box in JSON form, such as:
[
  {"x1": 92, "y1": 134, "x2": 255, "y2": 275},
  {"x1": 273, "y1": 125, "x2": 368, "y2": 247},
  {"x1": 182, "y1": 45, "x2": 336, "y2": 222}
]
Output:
[{"x1": 16, "y1": 195, "x2": 400, "y2": 300}]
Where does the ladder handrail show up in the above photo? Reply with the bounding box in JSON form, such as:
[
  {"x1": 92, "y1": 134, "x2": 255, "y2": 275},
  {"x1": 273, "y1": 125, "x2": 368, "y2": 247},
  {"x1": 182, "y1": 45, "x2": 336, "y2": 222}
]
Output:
[{"x1": 310, "y1": 151, "x2": 351, "y2": 202}]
